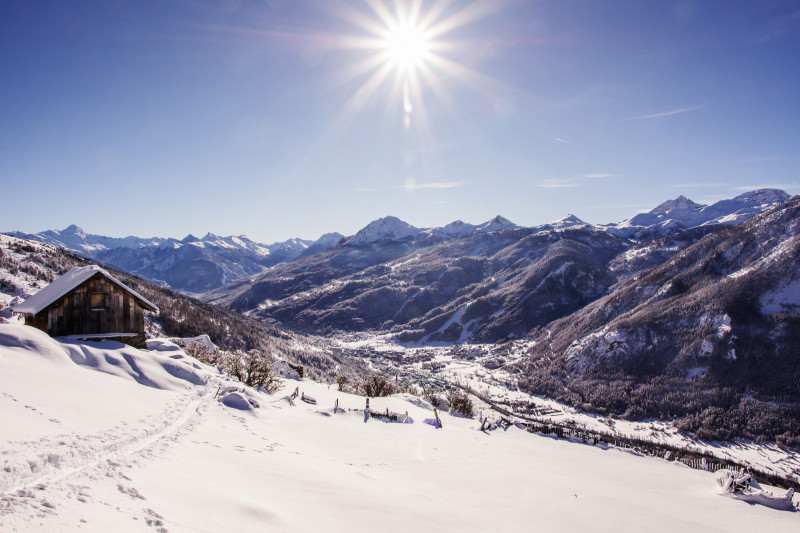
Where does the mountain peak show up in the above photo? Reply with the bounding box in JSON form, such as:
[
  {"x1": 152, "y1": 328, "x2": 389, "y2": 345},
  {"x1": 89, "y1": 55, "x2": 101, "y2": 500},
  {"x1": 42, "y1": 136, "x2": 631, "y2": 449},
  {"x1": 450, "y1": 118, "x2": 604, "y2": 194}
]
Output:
[
  {"x1": 732, "y1": 188, "x2": 789, "y2": 205},
  {"x1": 62, "y1": 224, "x2": 86, "y2": 237},
  {"x1": 182, "y1": 234, "x2": 199, "y2": 243},
  {"x1": 475, "y1": 215, "x2": 516, "y2": 234},
  {"x1": 345, "y1": 216, "x2": 419, "y2": 246},
  {"x1": 314, "y1": 232, "x2": 344, "y2": 247},
  {"x1": 555, "y1": 214, "x2": 585, "y2": 225},
  {"x1": 651, "y1": 195, "x2": 704, "y2": 214}
]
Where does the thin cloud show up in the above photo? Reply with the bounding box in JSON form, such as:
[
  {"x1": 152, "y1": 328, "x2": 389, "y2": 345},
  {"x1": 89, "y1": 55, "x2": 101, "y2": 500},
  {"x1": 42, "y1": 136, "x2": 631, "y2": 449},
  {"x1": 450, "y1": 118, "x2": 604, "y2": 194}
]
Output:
[
  {"x1": 554, "y1": 137, "x2": 568, "y2": 143},
  {"x1": 534, "y1": 178, "x2": 579, "y2": 188},
  {"x1": 357, "y1": 181, "x2": 466, "y2": 192},
  {"x1": 628, "y1": 105, "x2": 703, "y2": 121},
  {"x1": 535, "y1": 173, "x2": 619, "y2": 188},
  {"x1": 408, "y1": 181, "x2": 466, "y2": 190},
  {"x1": 582, "y1": 173, "x2": 620, "y2": 179}
]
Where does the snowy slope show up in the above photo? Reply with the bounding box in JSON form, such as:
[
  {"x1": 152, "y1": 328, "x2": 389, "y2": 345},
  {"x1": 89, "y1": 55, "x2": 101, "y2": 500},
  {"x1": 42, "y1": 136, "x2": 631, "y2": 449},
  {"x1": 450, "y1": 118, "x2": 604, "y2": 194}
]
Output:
[{"x1": 1, "y1": 324, "x2": 797, "y2": 532}]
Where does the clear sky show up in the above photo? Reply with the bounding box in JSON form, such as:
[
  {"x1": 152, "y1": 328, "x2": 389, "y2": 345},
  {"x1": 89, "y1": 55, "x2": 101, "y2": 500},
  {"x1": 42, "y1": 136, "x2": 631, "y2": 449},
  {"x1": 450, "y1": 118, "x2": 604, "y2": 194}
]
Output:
[{"x1": 2, "y1": 0, "x2": 799, "y2": 244}]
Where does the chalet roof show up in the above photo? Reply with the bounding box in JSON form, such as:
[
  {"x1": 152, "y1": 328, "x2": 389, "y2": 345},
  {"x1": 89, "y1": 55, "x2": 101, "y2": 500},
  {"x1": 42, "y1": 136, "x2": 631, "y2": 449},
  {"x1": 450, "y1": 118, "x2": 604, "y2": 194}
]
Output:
[{"x1": 11, "y1": 265, "x2": 159, "y2": 315}]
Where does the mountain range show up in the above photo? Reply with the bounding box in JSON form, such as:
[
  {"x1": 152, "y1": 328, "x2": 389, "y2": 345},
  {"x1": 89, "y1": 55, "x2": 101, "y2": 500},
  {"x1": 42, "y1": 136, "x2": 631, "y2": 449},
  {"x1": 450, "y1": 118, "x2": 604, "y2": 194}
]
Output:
[
  {"x1": 8, "y1": 225, "x2": 344, "y2": 294},
  {"x1": 203, "y1": 189, "x2": 791, "y2": 341},
  {"x1": 7, "y1": 189, "x2": 787, "y2": 295}
]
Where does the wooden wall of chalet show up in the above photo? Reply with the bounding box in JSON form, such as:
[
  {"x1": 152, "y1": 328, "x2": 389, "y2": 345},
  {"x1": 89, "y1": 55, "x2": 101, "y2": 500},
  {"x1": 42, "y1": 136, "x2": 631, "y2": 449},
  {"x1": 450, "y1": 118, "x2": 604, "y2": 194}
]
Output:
[{"x1": 27, "y1": 274, "x2": 148, "y2": 347}]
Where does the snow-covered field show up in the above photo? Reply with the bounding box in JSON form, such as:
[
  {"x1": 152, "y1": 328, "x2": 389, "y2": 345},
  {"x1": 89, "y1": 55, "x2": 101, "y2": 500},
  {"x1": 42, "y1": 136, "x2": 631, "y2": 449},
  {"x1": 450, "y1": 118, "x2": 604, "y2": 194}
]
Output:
[
  {"x1": 1, "y1": 324, "x2": 798, "y2": 532},
  {"x1": 332, "y1": 333, "x2": 800, "y2": 484}
]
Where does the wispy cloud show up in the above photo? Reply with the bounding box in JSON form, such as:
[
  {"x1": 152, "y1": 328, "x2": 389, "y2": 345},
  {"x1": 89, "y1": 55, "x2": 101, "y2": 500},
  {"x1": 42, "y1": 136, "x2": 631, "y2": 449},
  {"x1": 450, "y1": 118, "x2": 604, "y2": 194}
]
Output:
[
  {"x1": 554, "y1": 137, "x2": 568, "y2": 143},
  {"x1": 534, "y1": 173, "x2": 620, "y2": 188},
  {"x1": 583, "y1": 173, "x2": 619, "y2": 179},
  {"x1": 407, "y1": 181, "x2": 466, "y2": 190},
  {"x1": 534, "y1": 178, "x2": 579, "y2": 188},
  {"x1": 357, "y1": 181, "x2": 467, "y2": 192},
  {"x1": 628, "y1": 105, "x2": 703, "y2": 121}
]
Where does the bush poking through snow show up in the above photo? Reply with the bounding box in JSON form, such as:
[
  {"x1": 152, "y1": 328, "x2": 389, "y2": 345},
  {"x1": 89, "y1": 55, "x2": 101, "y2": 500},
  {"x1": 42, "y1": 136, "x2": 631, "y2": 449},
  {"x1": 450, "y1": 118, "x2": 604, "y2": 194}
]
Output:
[
  {"x1": 359, "y1": 374, "x2": 396, "y2": 397},
  {"x1": 184, "y1": 341, "x2": 218, "y2": 364},
  {"x1": 335, "y1": 373, "x2": 350, "y2": 392},
  {"x1": 222, "y1": 350, "x2": 282, "y2": 394},
  {"x1": 447, "y1": 389, "x2": 474, "y2": 417},
  {"x1": 422, "y1": 384, "x2": 444, "y2": 407}
]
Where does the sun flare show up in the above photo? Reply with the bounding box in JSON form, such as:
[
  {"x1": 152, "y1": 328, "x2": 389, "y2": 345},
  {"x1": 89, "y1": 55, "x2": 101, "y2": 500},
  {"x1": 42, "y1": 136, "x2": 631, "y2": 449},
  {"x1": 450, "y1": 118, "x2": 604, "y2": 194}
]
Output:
[
  {"x1": 383, "y1": 23, "x2": 429, "y2": 71},
  {"x1": 325, "y1": 0, "x2": 501, "y2": 138}
]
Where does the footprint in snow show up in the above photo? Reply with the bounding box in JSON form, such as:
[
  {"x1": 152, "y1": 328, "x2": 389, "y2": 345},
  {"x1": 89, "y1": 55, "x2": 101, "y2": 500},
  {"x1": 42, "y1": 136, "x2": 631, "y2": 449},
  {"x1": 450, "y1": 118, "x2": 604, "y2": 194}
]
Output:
[
  {"x1": 117, "y1": 484, "x2": 146, "y2": 500},
  {"x1": 144, "y1": 508, "x2": 168, "y2": 531}
]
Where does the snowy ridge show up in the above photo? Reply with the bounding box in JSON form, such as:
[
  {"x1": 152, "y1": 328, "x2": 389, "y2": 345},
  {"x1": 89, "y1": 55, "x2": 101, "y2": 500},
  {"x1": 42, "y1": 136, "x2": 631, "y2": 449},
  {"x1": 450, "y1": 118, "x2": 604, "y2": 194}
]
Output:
[
  {"x1": 611, "y1": 189, "x2": 790, "y2": 238},
  {"x1": 7, "y1": 225, "x2": 337, "y2": 260},
  {"x1": 345, "y1": 215, "x2": 520, "y2": 246}
]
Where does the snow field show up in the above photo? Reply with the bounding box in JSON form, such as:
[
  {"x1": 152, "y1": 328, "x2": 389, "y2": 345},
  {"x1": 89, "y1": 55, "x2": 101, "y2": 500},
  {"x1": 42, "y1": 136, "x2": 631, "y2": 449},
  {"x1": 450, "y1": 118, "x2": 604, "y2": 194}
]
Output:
[{"x1": 1, "y1": 324, "x2": 798, "y2": 532}]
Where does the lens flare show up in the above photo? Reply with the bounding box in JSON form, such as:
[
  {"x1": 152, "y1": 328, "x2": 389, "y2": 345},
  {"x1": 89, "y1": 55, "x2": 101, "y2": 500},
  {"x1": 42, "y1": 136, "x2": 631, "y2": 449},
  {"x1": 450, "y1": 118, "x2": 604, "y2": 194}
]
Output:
[{"x1": 385, "y1": 23, "x2": 429, "y2": 72}]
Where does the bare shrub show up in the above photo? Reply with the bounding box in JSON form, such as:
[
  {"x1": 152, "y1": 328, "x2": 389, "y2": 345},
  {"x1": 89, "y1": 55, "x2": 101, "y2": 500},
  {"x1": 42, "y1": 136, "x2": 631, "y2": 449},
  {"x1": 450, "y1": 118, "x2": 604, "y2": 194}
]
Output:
[
  {"x1": 447, "y1": 389, "x2": 474, "y2": 417},
  {"x1": 335, "y1": 373, "x2": 350, "y2": 392},
  {"x1": 360, "y1": 374, "x2": 396, "y2": 397},
  {"x1": 222, "y1": 350, "x2": 282, "y2": 394},
  {"x1": 183, "y1": 341, "x2": 218, "y2": 364},
  {"x1": 422, "y1": 384, "x2": 443, "y2": 407}
]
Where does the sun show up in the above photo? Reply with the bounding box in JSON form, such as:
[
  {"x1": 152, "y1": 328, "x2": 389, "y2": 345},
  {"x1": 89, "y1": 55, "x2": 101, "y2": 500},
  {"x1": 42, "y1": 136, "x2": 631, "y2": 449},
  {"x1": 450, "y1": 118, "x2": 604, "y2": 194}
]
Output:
[
  {"x1": 323, "y1": 0, "x2": 501, "y2": 135},
  {"x1": 383, "y1": 22, "x2": 430, "y2": 72}
]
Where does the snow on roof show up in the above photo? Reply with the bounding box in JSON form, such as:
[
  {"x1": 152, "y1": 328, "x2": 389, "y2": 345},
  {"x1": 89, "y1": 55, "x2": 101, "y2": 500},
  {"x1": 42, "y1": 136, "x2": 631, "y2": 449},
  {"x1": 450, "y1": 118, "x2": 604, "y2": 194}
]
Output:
[{"x1": 10, "y1": 265, "x2": 159, "y2": 315}]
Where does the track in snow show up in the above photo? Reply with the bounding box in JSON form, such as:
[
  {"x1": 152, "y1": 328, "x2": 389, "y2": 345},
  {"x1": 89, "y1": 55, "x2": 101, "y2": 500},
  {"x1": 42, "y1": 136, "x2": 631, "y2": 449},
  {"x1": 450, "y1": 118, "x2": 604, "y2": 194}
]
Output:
[{"x1": 0, "y1": 380, "x2": 213, "y2": 495}]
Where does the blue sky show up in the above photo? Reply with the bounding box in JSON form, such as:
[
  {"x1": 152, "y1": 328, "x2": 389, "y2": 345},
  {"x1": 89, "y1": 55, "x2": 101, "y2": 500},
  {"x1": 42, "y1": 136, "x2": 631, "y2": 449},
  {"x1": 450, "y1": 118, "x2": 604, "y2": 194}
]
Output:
[{"x1": 2, "y1": 0, "x2": 799, "y2": 243}]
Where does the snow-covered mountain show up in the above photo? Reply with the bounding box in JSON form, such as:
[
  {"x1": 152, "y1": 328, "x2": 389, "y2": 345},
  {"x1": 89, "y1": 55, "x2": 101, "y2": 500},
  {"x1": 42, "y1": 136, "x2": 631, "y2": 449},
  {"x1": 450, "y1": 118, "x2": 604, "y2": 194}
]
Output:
[
  {"x1": 6, "y1": 189, "x2": 789, "y2": 296},
  {"x1": 474, "y1": 215, "x2": 518, "y2": 234},
  {"x1": 610, "y1": 189, "x2": 789, "y2": 239},
  {"x1": 515, "y1": 194, "x2": 800, "y2": 444},
  {"x1": 10, "y1": 224, "x2": 173, "y2": 254},
  {"x1": 204, "y1": 190, "x2": 794, "y2": 342},
  {"x1": 8, "y1": 226, "x2": 342, "y2": 294},
  {"x1": 533, "y1": 214, "x2": 592, "y2": 233},
  {"x1": 343, "y1": 214, "x2": 522, "y2": 246},
  {"x1": 343, "y1": 216, "x2": 422, "y2": 246}
]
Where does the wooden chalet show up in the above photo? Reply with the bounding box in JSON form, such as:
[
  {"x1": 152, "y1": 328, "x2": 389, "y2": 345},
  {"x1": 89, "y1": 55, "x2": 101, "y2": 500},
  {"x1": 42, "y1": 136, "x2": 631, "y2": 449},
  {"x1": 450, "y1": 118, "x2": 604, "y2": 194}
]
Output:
[{"x1": 11, "y1": 265, "x2": 159, "y2": 348}]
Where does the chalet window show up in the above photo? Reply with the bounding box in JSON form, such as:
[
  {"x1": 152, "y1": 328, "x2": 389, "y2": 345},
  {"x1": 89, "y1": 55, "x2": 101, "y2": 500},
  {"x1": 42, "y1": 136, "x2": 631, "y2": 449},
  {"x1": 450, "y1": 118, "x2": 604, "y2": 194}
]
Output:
[{"x1": 90, "y1": 292, "x2": 106, "y2": 310}]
